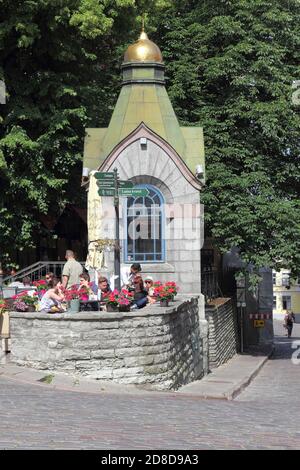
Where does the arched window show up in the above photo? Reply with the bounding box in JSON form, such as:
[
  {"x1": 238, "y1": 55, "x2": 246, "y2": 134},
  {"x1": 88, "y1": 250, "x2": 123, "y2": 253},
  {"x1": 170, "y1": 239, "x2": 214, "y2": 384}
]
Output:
[{"x1": 124, "y1": 184, "x2": 165, "y2": 263}]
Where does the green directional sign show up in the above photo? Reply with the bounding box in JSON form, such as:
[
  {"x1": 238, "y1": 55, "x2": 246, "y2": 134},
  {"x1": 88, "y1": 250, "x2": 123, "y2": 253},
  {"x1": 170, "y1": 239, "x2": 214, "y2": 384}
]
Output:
[
  {"x1": 96, "y1": 180, "x2": 115, "y2": 188},
  {"x1": 94, "y1": 172, "x2": 114, "y2": 180},
  {"x1": 118, "y1": 180, "x2": 133, "y2": 188},
  {"x1": 98, "y1": 189, "x2": 115, "y2": 197},
  {"x1": 96, "y1": 179, "x2": 133, "y2": 189},
  {"x1": 118, "y1": 188, "x2": 149, "y2": 197}
]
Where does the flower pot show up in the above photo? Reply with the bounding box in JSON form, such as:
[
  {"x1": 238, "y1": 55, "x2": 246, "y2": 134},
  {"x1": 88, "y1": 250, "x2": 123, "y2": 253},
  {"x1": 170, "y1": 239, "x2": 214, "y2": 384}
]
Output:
[
  {"x1": 69, "y1": 299, "x2": 80, "y2": 313},
  {"x1": 160, "y1": 299, "x2": 169, "y2": 307},
  {"x1": 106, "y1": 304, "x2": 119, "y2": 312},
  {"x1": 118, "y1": 304, "x2": 131, "y2": 312}
]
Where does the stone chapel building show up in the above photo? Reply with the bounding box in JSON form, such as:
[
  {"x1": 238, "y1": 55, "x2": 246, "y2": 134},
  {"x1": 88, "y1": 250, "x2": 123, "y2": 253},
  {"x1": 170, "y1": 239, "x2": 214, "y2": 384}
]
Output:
[{"x1": 82, "y1": 29, "x2": 205, "y2": 296}]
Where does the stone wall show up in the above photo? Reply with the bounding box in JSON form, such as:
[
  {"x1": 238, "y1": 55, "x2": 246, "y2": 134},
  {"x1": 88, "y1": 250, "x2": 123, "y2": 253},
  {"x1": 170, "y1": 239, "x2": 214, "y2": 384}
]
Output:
[
  {"x1": 205, "y1": 298, "x2": 238, "y2": 369},
  {"x1": 9, "y1": 297, "x2": 205, "y2": 390}
]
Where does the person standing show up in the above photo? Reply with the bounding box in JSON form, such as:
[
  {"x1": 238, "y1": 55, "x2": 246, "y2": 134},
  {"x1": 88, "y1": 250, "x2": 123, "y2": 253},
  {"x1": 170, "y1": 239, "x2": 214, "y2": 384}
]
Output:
[
  {"x1": 62, "y1": 250, "x2": 83, "y2": 289},
  {"x1": 284, "y1": 311, "x2": 296, "y2": 338}
]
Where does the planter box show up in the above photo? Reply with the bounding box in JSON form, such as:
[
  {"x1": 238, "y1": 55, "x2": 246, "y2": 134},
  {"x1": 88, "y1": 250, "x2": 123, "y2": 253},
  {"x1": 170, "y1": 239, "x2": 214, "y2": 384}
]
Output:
[{"x1": 106, "y1": 304, "x2": 119, "y2": 312}]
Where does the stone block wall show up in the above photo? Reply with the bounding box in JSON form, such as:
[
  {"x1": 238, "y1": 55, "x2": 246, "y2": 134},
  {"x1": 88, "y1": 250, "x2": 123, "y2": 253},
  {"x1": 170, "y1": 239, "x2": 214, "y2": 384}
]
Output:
[
  {"x1": 9, "y1": 296, "x2": 205, "y2": 390},
  {"x1": 205, "y1": 298, "x2": 238, "y2": 369}
]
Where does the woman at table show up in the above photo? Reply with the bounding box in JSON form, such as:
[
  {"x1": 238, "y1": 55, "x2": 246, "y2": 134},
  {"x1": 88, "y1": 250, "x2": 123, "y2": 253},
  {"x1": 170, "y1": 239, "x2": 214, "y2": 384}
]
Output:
[
  {"x1": 39, "y1": 279, "x2": 65, "y2": 313},
  {"x1": 131, "y1": 275, "x2": 148, "y2": 310},
  {"x1": 79, "y1": 272, "x2": 98, "y2": 299}
]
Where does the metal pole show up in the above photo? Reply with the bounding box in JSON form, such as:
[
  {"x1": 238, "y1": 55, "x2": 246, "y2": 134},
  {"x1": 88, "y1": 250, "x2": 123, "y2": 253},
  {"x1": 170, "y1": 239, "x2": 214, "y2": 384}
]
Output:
[
  {"x1": 240, "y1": 305, "x2": 244, "y2": 353},
  {"x1": 114, "y1": 168, "x2": 121, "y2": 291}
]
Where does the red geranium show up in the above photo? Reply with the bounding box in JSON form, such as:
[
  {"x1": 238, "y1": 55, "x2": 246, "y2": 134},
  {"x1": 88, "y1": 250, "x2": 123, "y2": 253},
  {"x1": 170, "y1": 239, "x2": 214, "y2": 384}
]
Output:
[
  {"x1": 33, "y1": 279, "x2": 48, "y2": 292},
  {"x1": 103, "y1": 288, "x2": 134, "y2": 308},
  {"x1": 64, "y1": 285, "x2": 87, "y2": 301},
  {"x1": 153, "y1": 282, "x2": 178, "y2": 300},
  {"x1": 164, "y1": 282, "x2": 178, "y2": 296}
]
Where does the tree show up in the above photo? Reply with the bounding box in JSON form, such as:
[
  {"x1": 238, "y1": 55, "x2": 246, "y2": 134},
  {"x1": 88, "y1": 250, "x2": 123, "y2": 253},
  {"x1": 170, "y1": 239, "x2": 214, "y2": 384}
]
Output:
[
  {"x1": 1, "y1": 0, "x2": 299, "y2": 277},
  {"x1": 0, "y1": 0, "x2": 135, "y2": 266},
  {"x1": 155, "y1": 0, "x2": 300, "y2": 275}
]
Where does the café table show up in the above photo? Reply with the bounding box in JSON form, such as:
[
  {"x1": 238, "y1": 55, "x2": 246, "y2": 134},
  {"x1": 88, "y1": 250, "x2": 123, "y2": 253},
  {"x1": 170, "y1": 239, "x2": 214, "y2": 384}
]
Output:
[{"x1": 79, "y1": 300, "x2": 101, "y2": 312}]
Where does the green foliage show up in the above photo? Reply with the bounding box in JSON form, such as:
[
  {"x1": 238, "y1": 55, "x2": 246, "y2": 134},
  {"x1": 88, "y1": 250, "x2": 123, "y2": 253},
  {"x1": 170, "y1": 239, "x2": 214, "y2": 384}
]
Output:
[
  {"x1": 156, "y1": 0, "x2": 300, "y2": 275},
  {"x1": 0, "y1": 0, "x2": 137, "y2": 262},
  {"x1": 1, "y1": 0, "x2": 299, "y2": 277}
]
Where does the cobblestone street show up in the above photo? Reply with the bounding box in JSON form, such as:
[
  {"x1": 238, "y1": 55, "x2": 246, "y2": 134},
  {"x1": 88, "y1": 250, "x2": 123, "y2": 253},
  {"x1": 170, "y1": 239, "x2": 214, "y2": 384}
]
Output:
[{"x1": 0, "y1": 320, "x2": 299, "y2": 450}]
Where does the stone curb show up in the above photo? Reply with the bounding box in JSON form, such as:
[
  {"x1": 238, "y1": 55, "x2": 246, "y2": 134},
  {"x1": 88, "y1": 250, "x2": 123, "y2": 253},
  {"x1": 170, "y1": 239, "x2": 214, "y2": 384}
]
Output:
[
  {"x1": 177, "y1": 346, "x2": 274, "y2": 401},
  {"x1": 0, "y1": 347, "x2": 274, "y2": 399},
  {"x1": 223, "y1": 346, "x2": 274, "y2": 401}
]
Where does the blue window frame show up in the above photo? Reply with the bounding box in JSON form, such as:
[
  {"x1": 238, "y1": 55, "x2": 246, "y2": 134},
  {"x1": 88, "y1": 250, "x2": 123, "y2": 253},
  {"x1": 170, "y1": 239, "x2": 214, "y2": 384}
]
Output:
[{"x1": 124, "y1": 184, "x2": 165, "y2": 263}]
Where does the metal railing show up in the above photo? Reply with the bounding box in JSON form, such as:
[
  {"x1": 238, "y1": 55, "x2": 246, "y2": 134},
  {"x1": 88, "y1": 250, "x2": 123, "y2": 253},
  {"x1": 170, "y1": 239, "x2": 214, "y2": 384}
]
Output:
[
  {"x1": 0, "y1": 286, "x2": 36, "y2": 299},
  {"x1": 1, "y1": 261, "x2": 85, "y2": 286},
  {"x1": 201, "y1": 268, "x2": 221, "y2": 302}
]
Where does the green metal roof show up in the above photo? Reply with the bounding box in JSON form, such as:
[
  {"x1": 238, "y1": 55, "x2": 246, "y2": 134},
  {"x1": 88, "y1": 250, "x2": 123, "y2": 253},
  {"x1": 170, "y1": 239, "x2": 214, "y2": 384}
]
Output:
[{"x1": 83, "y1": 63, "x2": 205, "y2": 177}]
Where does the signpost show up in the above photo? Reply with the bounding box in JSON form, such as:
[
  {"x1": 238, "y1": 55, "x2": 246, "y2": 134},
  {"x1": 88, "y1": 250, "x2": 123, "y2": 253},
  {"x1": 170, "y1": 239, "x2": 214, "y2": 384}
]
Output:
[
  {"x1": 236, "y1": 274, "x2": 246, "y2": 353},
  {"x1": 93, "y1": 170, "x2": 148, "y2": 290},
  {"x1": 118, "y1": 181, "x2": 134, "y2": 189},
  {"x1": 97, "y1": 180, "x2": 115, "y2": 187},
  {"x1": 118, "y1": 188, "x2": 149, "y2": 197},
  {"x1": 113, "y1": 169, "x2": 120, "y2": 291},
  {"x1": 98, "y1": 189, "x2": 115, "y2": 197},
  {"x1": 94, "y1": 172, "x2": 114, "y2": 180}
]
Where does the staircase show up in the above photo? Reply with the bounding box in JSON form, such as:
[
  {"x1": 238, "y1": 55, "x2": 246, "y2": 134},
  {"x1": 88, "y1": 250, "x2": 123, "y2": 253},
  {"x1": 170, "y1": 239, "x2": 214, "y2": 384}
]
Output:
[{"x1": 1, "y1": 261, "x2": 85, "y2": 285}]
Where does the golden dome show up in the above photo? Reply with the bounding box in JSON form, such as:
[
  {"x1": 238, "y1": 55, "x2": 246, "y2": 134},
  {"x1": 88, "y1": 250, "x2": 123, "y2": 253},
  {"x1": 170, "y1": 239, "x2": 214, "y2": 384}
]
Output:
[{"x1": 124, "y1": 30, "x2": 163, "y2": 63}]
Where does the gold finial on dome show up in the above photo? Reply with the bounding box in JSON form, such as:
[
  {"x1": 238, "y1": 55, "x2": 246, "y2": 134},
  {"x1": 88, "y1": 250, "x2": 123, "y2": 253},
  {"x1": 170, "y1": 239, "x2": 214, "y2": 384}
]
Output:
[{"x1": 124, "y1": 26, "x2": 163, "y2": 63}]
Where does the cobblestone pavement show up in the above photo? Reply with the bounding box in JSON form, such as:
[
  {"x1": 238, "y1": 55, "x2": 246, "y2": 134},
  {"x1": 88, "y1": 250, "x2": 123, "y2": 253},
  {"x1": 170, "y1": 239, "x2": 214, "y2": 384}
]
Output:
[{"x1": 0, "y1": 320, "x2": 299, "y2": 450}]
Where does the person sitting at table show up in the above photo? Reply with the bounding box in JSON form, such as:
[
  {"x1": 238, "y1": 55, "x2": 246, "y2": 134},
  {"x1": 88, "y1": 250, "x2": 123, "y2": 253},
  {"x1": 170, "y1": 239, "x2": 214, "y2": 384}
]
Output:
[
  {"x1": 98, "y1": 276, "x2": 112, "y2": 303},
  {"x1": 45, "y1": 272, "x2": 59, "y2": 287},
  {"x1": 144, "y1": 276, "x2": 157, "y2": 305},
  {"x1": 79, "y1": 272, "x2": 98, "y2": 298},
  {"x1": 38, "y1": 279, "x2": 65, "y2": 313},
  {"x1": 130, "y1": 275, "x2": 148, "y2": 310},
  {"x1": 121, "y1": 263, "x2": 142, "y2": 289}
]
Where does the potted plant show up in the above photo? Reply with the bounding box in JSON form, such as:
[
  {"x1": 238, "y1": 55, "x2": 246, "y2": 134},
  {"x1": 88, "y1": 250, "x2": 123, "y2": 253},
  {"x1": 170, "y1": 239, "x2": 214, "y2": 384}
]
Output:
[
  {"x1": 64, "y1": 286, "x2": 83, "y2": 312},
  {"x1": 12, "y1": 291, "x2": 38, "y2": 312},
  {"x1": 153, "y1": 285, "x2": 171, "y2": 307},
  {"x1": 103, "y1": 290, "x2": 120, "y2": 312},
  {"x1": 0, "y1": 299, "x2": 9, "y2": 338},
  {"x1": 164, "y1": 282, "x2": 178, "y2": 301},
  {"x1": 117, "y1": 289, "x2": 134, "y2": 312}
]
